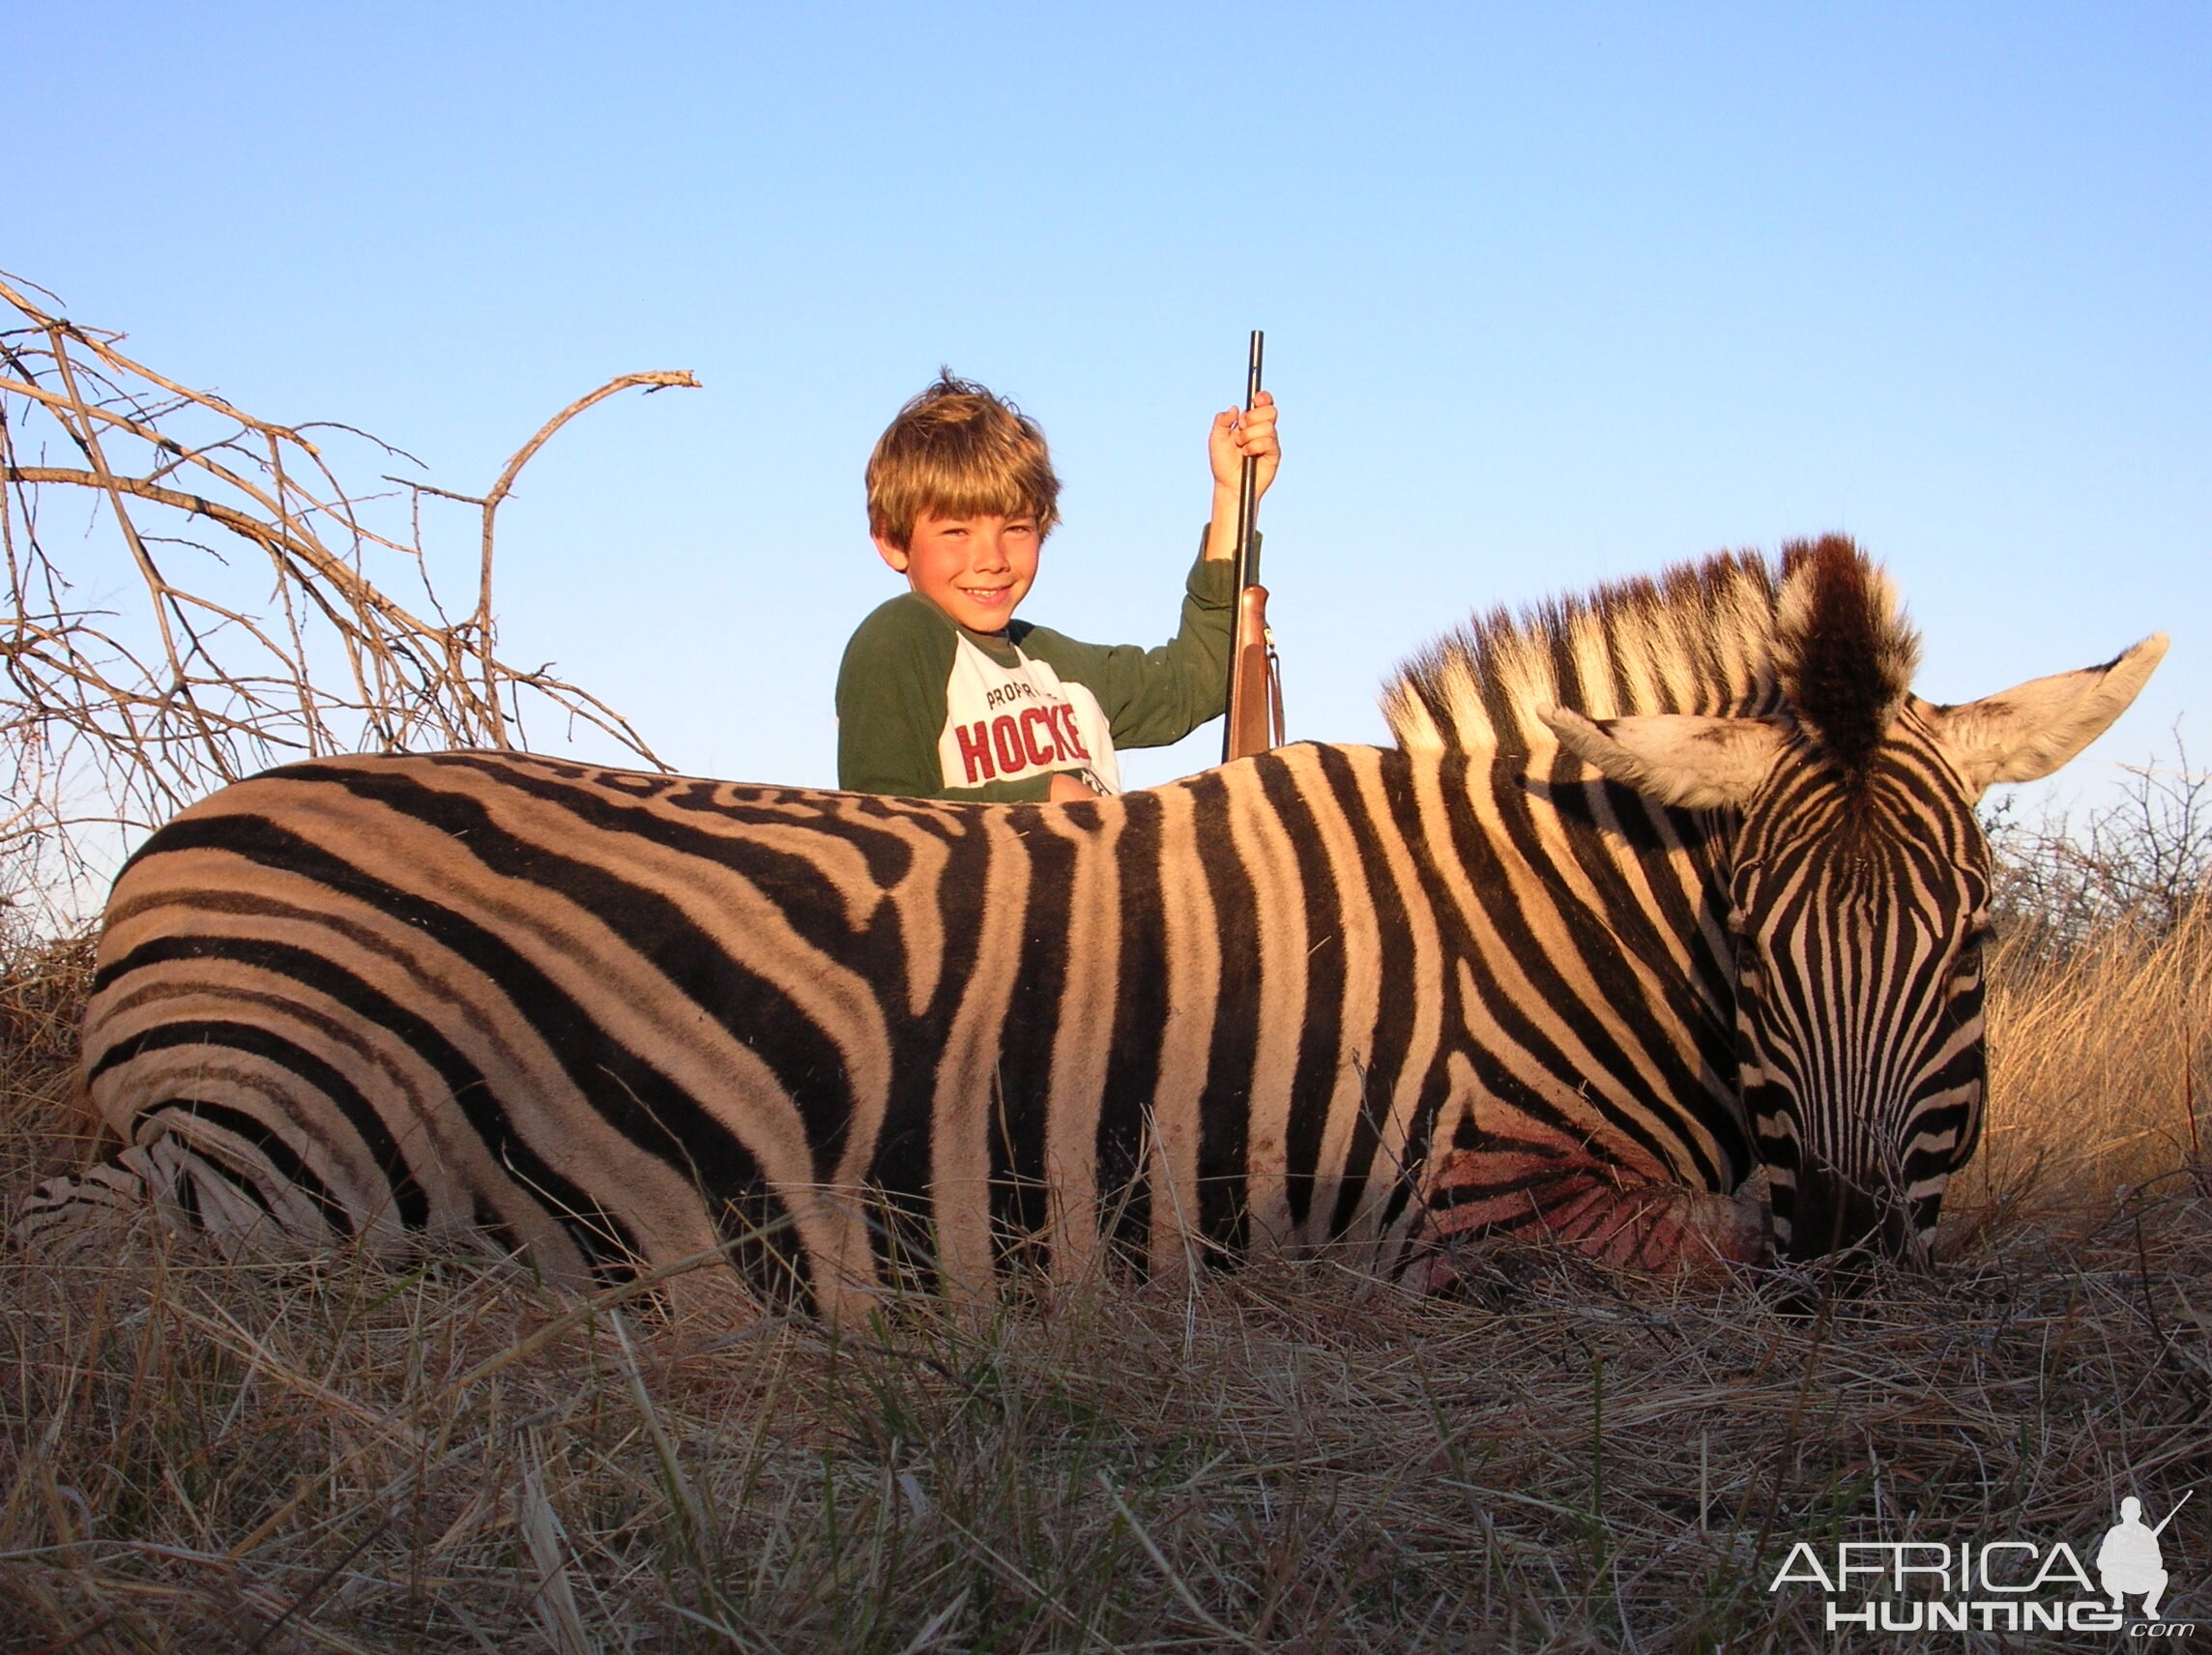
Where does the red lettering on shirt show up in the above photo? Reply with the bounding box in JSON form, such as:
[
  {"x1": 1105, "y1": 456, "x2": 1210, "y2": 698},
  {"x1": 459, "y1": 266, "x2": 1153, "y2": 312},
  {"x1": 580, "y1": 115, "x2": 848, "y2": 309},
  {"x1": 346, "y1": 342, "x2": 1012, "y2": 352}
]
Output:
[
  {"x1": 1053, "y1": 704, "x2": 1091, "y2": 760},
  {"x1": 1019, "y1": 706, "x2": 1057, "y2": 768},
  {"x1": 991, "y1": 714, "x2": 1025, "y2": 775},
  {"x1": 956, "y1": 721, "x2": 996, "y2": 783}
]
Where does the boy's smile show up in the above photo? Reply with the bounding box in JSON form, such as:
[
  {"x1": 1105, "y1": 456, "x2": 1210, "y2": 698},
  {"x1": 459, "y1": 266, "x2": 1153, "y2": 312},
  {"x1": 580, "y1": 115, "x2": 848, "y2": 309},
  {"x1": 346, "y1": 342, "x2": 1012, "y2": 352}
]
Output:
[{"x1": 875, "y1": 510, "x2": 1041, "y2": 634}]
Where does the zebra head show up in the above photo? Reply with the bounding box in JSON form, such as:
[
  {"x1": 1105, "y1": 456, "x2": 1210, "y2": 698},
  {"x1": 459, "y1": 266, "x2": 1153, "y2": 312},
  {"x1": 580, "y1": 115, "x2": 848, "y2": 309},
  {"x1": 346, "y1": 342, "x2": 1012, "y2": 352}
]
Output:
[{"x1": 1542, "y1": 539, "x2": 2167, "y2": 1263}]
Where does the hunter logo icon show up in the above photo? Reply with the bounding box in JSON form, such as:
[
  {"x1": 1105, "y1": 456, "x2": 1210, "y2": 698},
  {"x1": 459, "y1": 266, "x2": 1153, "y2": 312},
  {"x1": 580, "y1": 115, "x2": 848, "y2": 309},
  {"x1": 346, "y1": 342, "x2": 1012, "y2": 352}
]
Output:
[
  {"x1": 1764, "y1": 1483, "x2": 2197, "y2": 1634},
  {"x1": 2099, "y1": 1493, "x2": 2189, "y2": 1621}
]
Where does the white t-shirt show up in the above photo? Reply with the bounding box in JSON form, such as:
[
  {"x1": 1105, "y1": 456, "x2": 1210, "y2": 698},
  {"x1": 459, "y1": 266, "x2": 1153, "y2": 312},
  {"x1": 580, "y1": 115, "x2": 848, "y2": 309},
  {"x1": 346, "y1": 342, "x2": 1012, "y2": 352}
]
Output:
[{"x1": 933, "y1": 634, "x2": 1122, "y2": 795}]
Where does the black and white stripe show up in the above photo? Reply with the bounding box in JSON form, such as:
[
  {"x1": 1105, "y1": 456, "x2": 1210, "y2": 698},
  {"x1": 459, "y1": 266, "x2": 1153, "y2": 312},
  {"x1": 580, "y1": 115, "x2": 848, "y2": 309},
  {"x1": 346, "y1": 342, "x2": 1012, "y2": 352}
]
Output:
[{"x1": 23, "y1": 537, "x2": 2162, "y2": 1304}]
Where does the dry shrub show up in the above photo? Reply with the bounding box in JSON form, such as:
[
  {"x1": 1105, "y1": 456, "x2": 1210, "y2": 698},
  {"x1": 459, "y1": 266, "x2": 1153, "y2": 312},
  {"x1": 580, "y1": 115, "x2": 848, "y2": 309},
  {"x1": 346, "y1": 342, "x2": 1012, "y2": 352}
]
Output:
[{"x1": 1, "y1": 274, "x2": 689, "y2": 916}]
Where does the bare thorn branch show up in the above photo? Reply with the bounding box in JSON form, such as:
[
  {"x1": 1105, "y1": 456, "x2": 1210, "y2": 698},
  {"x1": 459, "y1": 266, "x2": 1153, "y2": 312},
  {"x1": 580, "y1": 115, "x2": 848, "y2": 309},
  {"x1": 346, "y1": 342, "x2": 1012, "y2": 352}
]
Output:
[{"x1": 0, "y1": 280, "x2": 684, "y2": 917}]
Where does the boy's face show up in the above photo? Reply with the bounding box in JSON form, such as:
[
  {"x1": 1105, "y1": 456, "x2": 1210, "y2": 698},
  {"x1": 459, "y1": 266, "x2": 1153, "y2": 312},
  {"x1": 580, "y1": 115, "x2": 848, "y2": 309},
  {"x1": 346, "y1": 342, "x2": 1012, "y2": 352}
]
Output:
[{"x1": 874, "y1": 510, "x2": 1041, "y2": 633}]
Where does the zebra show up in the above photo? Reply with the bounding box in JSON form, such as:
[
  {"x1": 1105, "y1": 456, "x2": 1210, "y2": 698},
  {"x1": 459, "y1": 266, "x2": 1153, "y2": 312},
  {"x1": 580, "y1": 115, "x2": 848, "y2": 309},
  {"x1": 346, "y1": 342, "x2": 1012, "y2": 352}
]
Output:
[{"x1": 18, "y1": 537, "x2": 2162, "y2": 1317}]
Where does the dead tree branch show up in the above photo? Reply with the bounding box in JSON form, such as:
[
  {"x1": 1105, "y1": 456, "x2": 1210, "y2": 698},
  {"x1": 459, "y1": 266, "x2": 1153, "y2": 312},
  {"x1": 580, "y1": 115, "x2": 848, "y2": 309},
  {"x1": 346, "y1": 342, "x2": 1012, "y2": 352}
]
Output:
[
  {"x1": 475, "y1": 371, "x2": 700, "y2": 735},
  {"x1": 0, "y1": 272, "x2": 698, "y2": 912}
]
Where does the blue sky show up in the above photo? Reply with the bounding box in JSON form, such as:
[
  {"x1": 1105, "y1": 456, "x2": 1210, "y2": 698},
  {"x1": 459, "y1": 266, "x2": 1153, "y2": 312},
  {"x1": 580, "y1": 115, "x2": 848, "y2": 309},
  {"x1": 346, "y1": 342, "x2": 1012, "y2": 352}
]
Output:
[{"x1": 14, "y1": 2, "x2": 2206, "y2": 807}]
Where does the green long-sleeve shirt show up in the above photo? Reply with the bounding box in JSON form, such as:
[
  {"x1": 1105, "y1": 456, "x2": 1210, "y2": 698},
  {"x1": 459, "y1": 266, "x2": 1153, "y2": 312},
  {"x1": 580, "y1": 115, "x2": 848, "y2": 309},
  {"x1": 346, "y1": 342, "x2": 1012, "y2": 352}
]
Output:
[{"x1": 836, "y1": 550, "x2": 1235, "y2": 801}]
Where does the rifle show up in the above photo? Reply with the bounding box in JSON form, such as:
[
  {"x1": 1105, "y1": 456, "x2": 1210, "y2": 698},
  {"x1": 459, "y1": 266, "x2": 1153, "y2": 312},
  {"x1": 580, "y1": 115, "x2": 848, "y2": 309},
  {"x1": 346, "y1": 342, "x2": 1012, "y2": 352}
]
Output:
[
  {"x1": 2151, "y1": 1491, "x2": 2193, "y2": 1536},
  {"x1": 1222, "y1": 330, "x2": 1284, "y2": 762}
]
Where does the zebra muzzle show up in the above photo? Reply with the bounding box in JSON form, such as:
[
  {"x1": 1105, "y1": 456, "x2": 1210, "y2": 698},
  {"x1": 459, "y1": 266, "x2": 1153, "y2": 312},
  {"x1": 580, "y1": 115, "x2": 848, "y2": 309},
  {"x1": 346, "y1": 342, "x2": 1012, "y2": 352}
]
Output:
[{"x1": 1782, "y1": 1161, "x2": 1921, "y2": 1266}]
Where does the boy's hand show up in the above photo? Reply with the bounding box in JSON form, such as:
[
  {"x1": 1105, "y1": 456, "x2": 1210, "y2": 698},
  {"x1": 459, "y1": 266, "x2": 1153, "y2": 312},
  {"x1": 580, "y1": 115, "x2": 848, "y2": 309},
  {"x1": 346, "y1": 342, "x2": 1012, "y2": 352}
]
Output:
[
  {"x1": 1205, "y1": 391, "x2": 1279, "y2": 562},
  {"x1": 1048, "y1": 770, "x2": 1102, "y2": 802}
]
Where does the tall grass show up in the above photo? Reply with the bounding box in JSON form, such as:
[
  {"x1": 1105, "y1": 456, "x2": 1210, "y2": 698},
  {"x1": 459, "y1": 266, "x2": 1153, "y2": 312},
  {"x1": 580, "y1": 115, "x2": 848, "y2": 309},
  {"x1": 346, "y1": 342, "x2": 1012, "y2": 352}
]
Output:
[
  {"x1": 1, "y1": 886, "x2": 2205, "y2": 1650},
  {"x1": 1962, "y1": 897, "x2": 2209, "y2": 1232}
]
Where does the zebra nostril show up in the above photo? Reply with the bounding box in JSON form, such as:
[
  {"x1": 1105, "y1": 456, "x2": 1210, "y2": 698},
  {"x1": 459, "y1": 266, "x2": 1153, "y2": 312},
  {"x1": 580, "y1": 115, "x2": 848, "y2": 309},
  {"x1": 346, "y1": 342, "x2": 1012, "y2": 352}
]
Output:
[{"x1": 1786, "y1": 1162, "x2": 1911, "y2": 1264}]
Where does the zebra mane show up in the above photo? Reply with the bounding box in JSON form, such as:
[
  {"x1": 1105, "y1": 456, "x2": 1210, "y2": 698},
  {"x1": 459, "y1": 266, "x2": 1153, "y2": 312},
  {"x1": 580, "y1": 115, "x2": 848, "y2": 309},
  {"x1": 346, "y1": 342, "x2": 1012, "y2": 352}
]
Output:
[
  {"x1": 1772, "y1": 536, "x2": 1922, "y2": 780},
  {"x1": 1382, "y1": 536, "x2": 1921, "y2": 774}
]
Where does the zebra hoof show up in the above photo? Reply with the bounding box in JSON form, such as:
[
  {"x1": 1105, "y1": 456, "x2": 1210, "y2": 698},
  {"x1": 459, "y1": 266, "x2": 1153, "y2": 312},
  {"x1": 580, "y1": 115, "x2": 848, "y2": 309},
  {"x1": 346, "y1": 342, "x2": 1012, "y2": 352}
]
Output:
[{"x1": 12, "y1": 1160, "x2": 157, "y2": 1262}]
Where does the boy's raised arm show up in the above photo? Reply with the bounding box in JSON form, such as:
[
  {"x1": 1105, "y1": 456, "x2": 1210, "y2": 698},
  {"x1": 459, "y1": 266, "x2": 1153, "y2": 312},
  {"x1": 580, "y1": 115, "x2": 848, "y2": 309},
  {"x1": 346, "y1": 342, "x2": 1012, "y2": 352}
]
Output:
[
  {"x1": 1019, "y1": 545, "x2": 1237, "y2": 750},
  {"x1": 1025, "y1": 392, "x2": 1283, "y2": 752}
]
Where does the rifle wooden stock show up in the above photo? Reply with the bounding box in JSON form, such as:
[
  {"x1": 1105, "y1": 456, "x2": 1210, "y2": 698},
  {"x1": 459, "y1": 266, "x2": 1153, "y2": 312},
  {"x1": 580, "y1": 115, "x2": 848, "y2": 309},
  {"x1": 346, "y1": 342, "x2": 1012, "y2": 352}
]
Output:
[{"x1": 1224, "y1": 584, "x2": 1282, "y2": 762}]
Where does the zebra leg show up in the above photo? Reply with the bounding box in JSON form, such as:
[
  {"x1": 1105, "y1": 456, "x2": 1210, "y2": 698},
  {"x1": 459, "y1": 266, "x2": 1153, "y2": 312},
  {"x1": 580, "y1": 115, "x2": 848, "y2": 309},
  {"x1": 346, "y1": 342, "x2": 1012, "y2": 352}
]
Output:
[
  {"x1": 15, "y1": 1125, "x2": 354, "y2": 1263},
  {"x1": 1408, "y1": 1118, "x2": 1770, "y2": 1285},
  {"x1": 15, "y1": 1156, "x2": 156, "y2": 1256}
]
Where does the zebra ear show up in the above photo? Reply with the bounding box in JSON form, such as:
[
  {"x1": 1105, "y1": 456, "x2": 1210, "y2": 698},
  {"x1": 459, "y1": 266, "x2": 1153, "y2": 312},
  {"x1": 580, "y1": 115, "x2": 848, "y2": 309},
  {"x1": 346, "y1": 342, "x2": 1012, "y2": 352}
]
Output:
[
  {"x1": 1925, "y1": 633, "x2": 2169, "y2": 792},
  {"x1": 1537, "y1": 707, "x2": 1790, "y2": 810}
]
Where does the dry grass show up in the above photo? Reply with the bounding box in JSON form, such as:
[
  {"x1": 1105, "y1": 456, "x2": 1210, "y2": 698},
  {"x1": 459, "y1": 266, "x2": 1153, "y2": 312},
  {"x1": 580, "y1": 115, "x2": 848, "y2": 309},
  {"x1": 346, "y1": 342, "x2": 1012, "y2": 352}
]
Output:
[
  {"x1": 1, "y1": 915, "x2": 2206, "y2": 1652},
  {"x1": 1959, "y1": 898, "x2": 2211, "y2": 1226},
  {"x1": 0, "y1": 924, "x2": 95, "y2": 1202}
]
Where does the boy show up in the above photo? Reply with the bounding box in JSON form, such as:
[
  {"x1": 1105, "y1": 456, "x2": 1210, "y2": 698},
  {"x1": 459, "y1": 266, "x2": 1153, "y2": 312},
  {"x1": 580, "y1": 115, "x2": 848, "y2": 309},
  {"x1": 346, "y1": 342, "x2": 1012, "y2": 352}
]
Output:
[{"x1": 836, "y1": 373, "x2": 1281, "y2": 801}]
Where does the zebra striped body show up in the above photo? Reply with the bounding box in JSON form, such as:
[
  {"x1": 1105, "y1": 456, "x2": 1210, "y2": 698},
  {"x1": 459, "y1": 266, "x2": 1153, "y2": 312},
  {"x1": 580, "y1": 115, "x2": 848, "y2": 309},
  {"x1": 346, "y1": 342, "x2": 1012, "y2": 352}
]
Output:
[
  {"x1": 61, "y1": 736, "x2": 1757, "y2": 1315},
  {"x1": 29, "y1": 538, "x2": 2163, "y2": 1305}
]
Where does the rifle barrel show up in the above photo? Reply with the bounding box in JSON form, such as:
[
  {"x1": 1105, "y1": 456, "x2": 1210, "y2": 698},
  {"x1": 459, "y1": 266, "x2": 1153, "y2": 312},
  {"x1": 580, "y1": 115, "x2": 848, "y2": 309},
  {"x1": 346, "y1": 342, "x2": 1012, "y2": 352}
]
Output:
[
  {"x1": 1223, "y1": 331, "x2": 1266, "y2": 763},
  {"x1": 2151, "y1": 1490, "x2": 2193, "y2": 1535},
  {"x1": 1232, "y1": 331, "x2": 1265, "y2": 593}
]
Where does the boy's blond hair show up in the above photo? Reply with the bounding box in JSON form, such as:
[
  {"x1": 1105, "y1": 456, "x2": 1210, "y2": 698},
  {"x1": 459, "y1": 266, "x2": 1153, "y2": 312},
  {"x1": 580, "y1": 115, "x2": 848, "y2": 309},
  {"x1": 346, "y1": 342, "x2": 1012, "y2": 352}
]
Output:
[{"x1": 866, "y1": 372, "x2": 1062, "y2": 549}]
